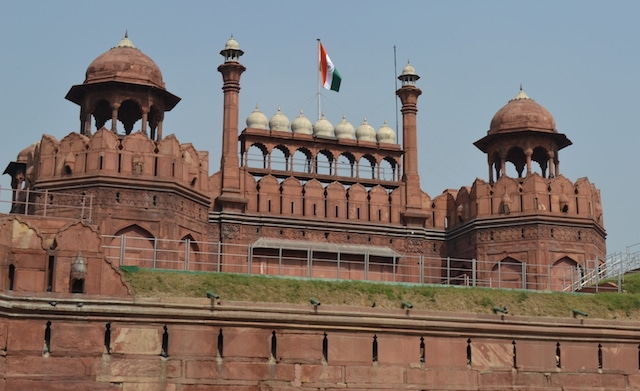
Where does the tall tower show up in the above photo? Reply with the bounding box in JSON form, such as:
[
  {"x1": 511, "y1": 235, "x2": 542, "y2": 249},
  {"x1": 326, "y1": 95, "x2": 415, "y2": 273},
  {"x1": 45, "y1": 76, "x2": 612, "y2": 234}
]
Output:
[
  {"x1": 21, "y1": 35, "x2": 211, "y2": 252},
  {"x1": 445, "y1": 88, "x2": 605, "y2": 290},
  {"x1": 396, "y1": 62, "x2": 428, "y2": 227},
  {"x1": 216, "y1": 36, "x2": 248, "y2": 212}
]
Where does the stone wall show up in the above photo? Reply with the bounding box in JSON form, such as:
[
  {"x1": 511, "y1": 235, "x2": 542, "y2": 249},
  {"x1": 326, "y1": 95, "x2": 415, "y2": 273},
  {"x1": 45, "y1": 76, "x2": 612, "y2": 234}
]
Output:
[{"x1": 1, "y1": 295, "x2": 639, "y2": 390}]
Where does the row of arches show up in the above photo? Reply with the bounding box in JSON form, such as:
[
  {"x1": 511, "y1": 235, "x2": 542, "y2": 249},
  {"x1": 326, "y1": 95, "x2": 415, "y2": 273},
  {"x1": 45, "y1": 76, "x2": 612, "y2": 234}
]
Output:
[
  {"x1": 488, "y1": 145, "x2": 560, "y2": 182},
  {"x1": 485, "y1": 256, "x2": 581, "y2": 291},
  {"x1": 87, "y1": 98, "x2": 165, "y2": 138},
  {"x1": 243, "y1": 144, "x2": 401, "y2": 182},
  {"x1": 102, "y1": 225, "x2": 588, "y2": 292},
  {"x1": 105, "y1": 225, "x2": 203, "y2": 270}
]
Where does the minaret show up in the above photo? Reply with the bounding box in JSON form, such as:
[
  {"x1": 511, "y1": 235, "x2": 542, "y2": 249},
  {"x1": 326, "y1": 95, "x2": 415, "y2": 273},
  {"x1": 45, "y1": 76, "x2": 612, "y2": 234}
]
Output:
[
  {"x1": 216, "y1": 36, "x2": 248, "y2": 212},
  {"x1": 396, "y1": 62, "x2": 428, "y2": 226}
]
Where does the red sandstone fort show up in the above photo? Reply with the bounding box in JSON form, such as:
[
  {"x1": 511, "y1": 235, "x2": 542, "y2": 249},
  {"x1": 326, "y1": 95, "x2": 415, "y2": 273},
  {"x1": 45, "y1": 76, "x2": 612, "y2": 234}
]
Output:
[{"x1": 0, "y1": 36, "x2": 632, "y2": 390}]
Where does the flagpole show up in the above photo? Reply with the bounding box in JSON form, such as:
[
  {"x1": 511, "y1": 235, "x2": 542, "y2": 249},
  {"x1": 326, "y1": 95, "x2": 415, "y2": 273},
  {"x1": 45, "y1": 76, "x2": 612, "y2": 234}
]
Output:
[
  {"x1": 317, "y1": 38, "x2": 321, "y2": 121},
  {"x1": 394, "y1": 45, "x2": 399, "y2": 146}
]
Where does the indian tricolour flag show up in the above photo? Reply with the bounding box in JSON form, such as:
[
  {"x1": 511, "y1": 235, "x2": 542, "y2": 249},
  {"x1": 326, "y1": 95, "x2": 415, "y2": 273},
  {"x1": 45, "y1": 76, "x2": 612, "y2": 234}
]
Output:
[{"x1": 319, "y1": 42, "x2": 341, "y2": 92}]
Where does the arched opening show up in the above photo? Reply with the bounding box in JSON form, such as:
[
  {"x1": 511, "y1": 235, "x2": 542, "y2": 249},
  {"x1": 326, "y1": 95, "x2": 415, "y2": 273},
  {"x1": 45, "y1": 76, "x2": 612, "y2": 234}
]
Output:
[
  {"x1": 118, "y1": 99, "x2": 143, "y2": 135},
  {"x1": 245, "y1": 144, "x2": 268, "y2": 169},
  {"x1": 292, "y1": 148, "x2": 313, "y2": 174},
  {"x1": 270, "y1": 145, "x2": 290, "y2": 171},
  {"x1": 71, "y1": 278, "x2": 84, "y2": 293},
  {"x1": 549, "y1": 257, "x2": 582, "y2": 291},
  {"x1": 178, "y1": 234, "x2": 201, "y2": 271},
  {"x1": 359, "y1": 154, "x2": 377, "y2": 180},
  {"x1": 93, "y1": 99, "x2": 111, "y2": 130},
  {"x1": 108, "y1": 225, "x2": 156, "y2": 268},
  {"x1": 8, "y1": 264, "x2": 15, "y2": 291},
  {"x1": 505, "y1": 146, "x2": 526, "y2": 178},
  {"x1": 336, "y1": 152, "x2": 356, "y2": 178},
  {"x1": 379, "y1": 157, "x2": 397, "y2": 181},
  {"x1": 491, "y1": 258, "x2": 524, "y2": 289},
  {"x1": 532, "y1": 146, "x2": 550, "y2": 177},
  {"x1": 316, "y1": 150, "x2": 333, "y2": 176}
]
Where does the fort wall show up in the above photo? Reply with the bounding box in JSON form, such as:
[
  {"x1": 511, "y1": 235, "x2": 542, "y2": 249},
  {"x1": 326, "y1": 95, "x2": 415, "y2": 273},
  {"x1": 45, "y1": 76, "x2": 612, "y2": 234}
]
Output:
[{"x1": 1, "y1": 295, "x2": 639, "y2": 390}]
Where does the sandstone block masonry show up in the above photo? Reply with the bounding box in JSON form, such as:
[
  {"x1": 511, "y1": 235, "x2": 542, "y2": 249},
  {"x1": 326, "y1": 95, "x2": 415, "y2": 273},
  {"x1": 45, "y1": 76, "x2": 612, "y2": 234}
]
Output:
[{"x1": 0, "y1": 295, "x2": 639, "y2": 390}]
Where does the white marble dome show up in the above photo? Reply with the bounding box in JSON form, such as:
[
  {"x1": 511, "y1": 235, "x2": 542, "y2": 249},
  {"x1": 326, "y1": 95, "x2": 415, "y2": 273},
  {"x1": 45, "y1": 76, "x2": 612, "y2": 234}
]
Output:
[
  {"x1": 291, "y1": 110, "x2": 312, "y2": 134},
  {"x1": 376, "y1": 120, "x2": 396, "y2": 144},
  {"x1": 334, "y1": 115, "x2": 355, "y2": 139},
  {"x1": 356, "y1": 118, "x2": 376, "y2": 142},
  {"x1": 313, "y1": 113, "x2": 334, "y2": 137},
  {"x1": 246, "y1": 105, "x2": 268, "y2": 129},
  {"x1": 269, "y1": 107, "x2": 290, "y2": 132},
  {"x1": 225, "y1": 36, "x2": 240, "y2": 50}
]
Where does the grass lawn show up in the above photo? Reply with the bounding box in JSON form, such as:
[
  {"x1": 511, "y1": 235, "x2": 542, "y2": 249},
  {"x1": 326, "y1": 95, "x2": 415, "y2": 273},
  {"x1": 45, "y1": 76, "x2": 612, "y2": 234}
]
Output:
[{"x1": 122, "y1": 267, "x2": 640, "y2": 320}]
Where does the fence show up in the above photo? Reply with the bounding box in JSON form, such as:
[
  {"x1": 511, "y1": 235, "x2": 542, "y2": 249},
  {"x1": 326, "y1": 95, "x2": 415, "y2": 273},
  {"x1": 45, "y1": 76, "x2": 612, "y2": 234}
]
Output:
[
  {"x1": 2, "y1": 185, "x2": 635, "y2": 292},
  {"x1": 102, "y1": 234, "x2": 620, "y2": 292},
  {"x1": 0, "y1": 186, "x2": 93, "y2": 221}
]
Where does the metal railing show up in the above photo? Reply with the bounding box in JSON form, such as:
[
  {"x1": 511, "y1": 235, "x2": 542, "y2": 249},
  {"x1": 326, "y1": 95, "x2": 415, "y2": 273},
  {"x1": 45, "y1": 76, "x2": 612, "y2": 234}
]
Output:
[
  {"x1": 0, "y1": 186, "x2": 93, "y2": 221},
  {"x1": 102, "y1": 234, "x2": 614, "y2": 292}
]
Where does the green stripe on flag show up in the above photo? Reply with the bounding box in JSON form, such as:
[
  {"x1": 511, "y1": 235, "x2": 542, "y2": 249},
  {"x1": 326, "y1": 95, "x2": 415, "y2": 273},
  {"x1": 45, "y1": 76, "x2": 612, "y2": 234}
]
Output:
[{"x1": 331, "y1": 69, "x2": 342, "y2": 92}]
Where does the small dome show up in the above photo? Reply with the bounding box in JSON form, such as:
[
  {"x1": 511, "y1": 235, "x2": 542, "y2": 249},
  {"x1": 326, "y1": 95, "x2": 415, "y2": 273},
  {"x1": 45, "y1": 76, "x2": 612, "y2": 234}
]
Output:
[
  {"x1": 269, "y1": 107, "x2": 290, "y2": 132},
  {"x1": 401, "y1": 62, "x2": 417, "y2": 77},
  {"x1": 17, "y1": 143, "x2": 38, "y2": 163},
  {"x1": 489, "y1": 87, "x2": 556, "y2": 135},
  {"x1": 356, "y1": 118, "x2": 376, "y2": 142},
  {"x1": 291, "y1": 110, "x2": 313, "y2": 134},
  {"x1": 224, "y1": 35, "x2": 240, "y2": 50},
  {"x1": 376, "y1": 120, "x2": 396, "y2": 143},
  {"x1": 246, "y1": 105, "x2": 268, "y2": 129},
  {"x1": 313, "y1": 113, "x2": 334, "y2": 137},
  {"x1": 85, "y1": 34, "x2": 165, "y2": 89},
  {"x1": 398, "y1": 61, "x2": 420, "y2": 85},
  {"x1": 334, "y1": 115, "x2": 355, "y2": 139}
]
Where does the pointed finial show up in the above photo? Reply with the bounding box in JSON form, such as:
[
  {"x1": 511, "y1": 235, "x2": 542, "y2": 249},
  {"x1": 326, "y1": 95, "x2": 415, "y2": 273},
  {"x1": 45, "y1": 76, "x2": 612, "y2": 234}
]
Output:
[
  {"x1": 511, "y1": 85, "x2": 530, "y2": 101},
  {"x1": 115, "y1": 33, "x2": 135, "y2": 49},
  {"x1": 125, "y1": 29, "x2": 128, "y2": 39}
]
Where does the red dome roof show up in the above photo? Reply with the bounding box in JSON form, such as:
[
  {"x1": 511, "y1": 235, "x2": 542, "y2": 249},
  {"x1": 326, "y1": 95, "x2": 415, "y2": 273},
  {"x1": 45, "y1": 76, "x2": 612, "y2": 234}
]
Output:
[
  {"x1": 488, "y1": 89, "x2": 556, "y2": 134},
  {"x1": 84, "y1": 36, "x2": 165, "y2": 89}
]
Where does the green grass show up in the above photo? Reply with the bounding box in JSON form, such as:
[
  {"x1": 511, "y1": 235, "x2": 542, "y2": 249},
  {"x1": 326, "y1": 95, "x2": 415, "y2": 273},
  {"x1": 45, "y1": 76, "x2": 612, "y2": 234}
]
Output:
[{"x1": 122, "y1": 268, "x2": 640, "y2": 320}]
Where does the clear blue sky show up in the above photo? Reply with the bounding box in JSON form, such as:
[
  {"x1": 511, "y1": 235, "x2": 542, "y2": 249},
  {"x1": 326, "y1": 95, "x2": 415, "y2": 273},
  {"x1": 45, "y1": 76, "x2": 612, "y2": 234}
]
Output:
[{"x1": 1, "y1": 1, "x2": 638, "y2": 254}]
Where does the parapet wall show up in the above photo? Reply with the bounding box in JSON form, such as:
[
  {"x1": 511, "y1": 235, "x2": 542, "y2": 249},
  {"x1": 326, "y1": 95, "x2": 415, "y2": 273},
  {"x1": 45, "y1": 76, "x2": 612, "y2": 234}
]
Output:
[{"x1": 1, "y1": 295, "x2": 640, "y2": 390}]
